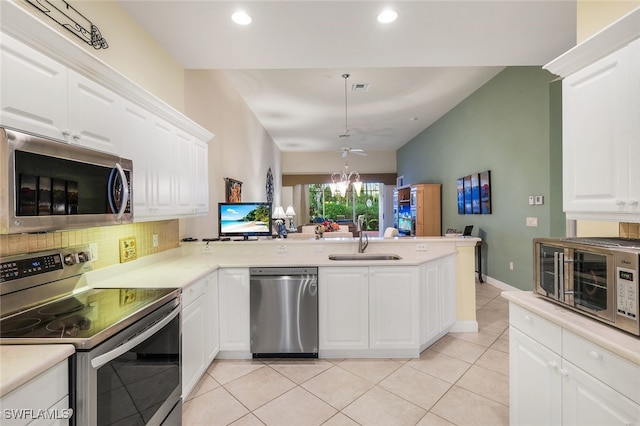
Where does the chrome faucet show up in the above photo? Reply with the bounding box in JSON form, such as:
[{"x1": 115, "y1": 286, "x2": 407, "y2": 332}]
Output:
[{"x1": 357, "y1": 215, "x2": 369, "y2": 253}]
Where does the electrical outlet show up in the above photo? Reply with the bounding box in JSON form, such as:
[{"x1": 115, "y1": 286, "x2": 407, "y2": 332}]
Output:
[
  {"x1": 526, "y1": 217, "x2": 538, "y2": 227},
  {"x1": 509, "y1": 261, "x2": 514, "y2": 271},
  {"x1": 277, "y1": 245, "x2": 288, "y2": 253},
  {"x1": 535, "y1": 195, "x2": 544, "y2": 205},
  {"x1": 528, "y1": 196, "x2": 535, "y2": 205},
  {"x1": 416, "y1": 243, "x2": 428, "y2": 251},
  {"x1": 202, "y1": 244, "x2": 212, "y2": 253},
  {"x1": 89, "y1": 242, "x2": 99, "y2": 261},
  {"x1": 152, "y1": 234, "x2": 159, "y2": 247},
  {"x1": 119, "y1": 236, "x2": 137, "y2": 263}
]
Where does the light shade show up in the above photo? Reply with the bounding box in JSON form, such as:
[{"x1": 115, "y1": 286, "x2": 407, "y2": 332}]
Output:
[
  {"x1": 285, "y1": 206, "x2": 296, "y2": 216},
  {"x1": 272, "y1": 206, "x2": 286, "y2": 220}
]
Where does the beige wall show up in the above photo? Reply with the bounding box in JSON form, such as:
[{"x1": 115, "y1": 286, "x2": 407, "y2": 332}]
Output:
[
  {"x1": 577, "y1": 0, "x2": 640, "y2": 42},
  {"x1": 181, "y1": 70, "x2": 281, "y2": 239},
  {"x1": 282, "y1": 151, "x2": 396, "y2": 175}
]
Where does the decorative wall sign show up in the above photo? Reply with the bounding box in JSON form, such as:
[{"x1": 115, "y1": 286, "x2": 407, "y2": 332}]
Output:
[
  {"x1": 224, "y1": 178, "x2": 242, "y2": 203},
  {"x1": 458, "y1": 170, "x2": 491, "y2": 214},
  {"x1": 265, "y1": 168, "x2": 274, "y2": 203},
  {"x1": 26, "y1": 0, "x2": 108, "y2": 49}
]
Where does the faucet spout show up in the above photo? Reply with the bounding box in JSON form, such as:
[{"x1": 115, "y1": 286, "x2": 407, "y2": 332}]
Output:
[{"x1": 357, "y1": 215, "x2": 368, "y2": 253}]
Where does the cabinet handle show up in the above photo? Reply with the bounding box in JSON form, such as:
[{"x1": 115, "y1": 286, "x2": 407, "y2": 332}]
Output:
[
  {"x1": 72, "y1": 133, "x2": 81, "y2": 141},
  {"x1": 62, "y1": 129, "x2": 71, "y2": 137},
  {"x1": 557, "y1": 368, "x2": 569, "y2": 377},
  {"x1": 524, "y1": 315, "x2": 532, "y2": 322},
  {"x1": 629, "y1": 200, "x2": 639, "y2": 207},
  {"x1": 589, "y1": 350, "x2": 602, "y2": 360},
  {"x1": 616, "y1": 200, "x2": 626, "y2": 206},
  {"x1": 547, "y1": 361, "x2": 558, "y2": 369}
]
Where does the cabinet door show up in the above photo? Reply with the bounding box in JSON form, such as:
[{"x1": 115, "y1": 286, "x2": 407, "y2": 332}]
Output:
[
  {"x1": 192, "y1": 138, "x2": 209, "y2": 213},
  {"x1": 182, "y1": 294, "x2": 205, "y2": 399},
  {"x1": 562, "y1": 360, "x2": 640, "y2": 426},
  {"x1": 420, "y1": 261, "x2": 441, "y2": 345},
  {"x1": 174, "y1": 130, "x2": 194, "y2": 213},
  {"x1": 149, "y1": 118, "x2": 176, "y2": 214},
  {"x1": 67, "y1": 70, "x2": 122, "y2": 154},
  {"x1": 0, "y1": 34, "x2": 68, "y2": 141},
  {"x1": 439, "y1": 255, "x2": 457, "y2": 330},
  {"x1": 562, "y1": 45, "x2": 633, "y2": 214},
  {"x1": 509, "y1": 327, "x2": 562, "y2": 426},
  {"x1": 205, "y1": 272, "x2": 219, "y2": 362},
  {"x1": 218, "y1": 268, "x2": 250, "y2": 353},
  {"x1": 369, "y1": 266, "x2": 419, "y2": 349},
  {"x1": 121, "y1": 101, "x2": 153, "y2": 218},
  {"x1": 318, "y1": 267, "x2": 369, "y2": 351}
]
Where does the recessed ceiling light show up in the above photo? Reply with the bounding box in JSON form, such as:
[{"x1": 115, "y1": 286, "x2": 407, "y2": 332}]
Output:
[
  {"x1": 377, "y1": 9, "x2": 398, "y2": 24},
  {"x1": 232, "y1": 10, "x2": 252, "y2": 25}
]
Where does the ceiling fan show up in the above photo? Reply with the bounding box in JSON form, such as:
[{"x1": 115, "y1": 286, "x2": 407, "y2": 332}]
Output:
[{"x1": 341, "y1": 147, "x2": 367, "y2": 157}]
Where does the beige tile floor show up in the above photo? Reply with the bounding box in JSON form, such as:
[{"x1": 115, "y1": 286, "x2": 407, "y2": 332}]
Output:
[{"x1": 183, "y1": 281, "x2": 509, "y2": 426}]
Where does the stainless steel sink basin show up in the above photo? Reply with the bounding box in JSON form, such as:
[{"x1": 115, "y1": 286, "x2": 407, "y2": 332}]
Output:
[{"x1": 328, "y1": 253, "x2": 402, "y2": 261}]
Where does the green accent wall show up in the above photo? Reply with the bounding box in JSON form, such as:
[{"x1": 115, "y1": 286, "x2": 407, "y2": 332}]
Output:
[{"x1": 397, "y1": 67, "x2": 565, "y2": 290}]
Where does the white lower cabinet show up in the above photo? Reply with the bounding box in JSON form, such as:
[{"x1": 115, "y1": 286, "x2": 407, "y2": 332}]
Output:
[
  {"x1": 0, "y1": 360, "x2": 70, "y2": 426},
  {"x1": 218, "y1": 268, "x2": 251, "y2": 357},
  {"x1": 369, "y1": 266, "x2": 420, "y2": 351},
  {"x1": 318, "y1": 259, "x2": 454, "y2": 358},
  {"x1": 318, "y1": 267, "x2": 369, "y2": 352},
  {"x1": 509, "y1": 302, "x2": 640, "y2": 426},
  {"x1": 204, "y1": 272, "x2": 219, "y2": 362},
  {"x1": 181, "y1": 278, "x2": 206, "y2": 399}
]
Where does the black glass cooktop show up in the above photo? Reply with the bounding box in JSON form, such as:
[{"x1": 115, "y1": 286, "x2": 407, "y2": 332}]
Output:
[{"x1": 0, "y1": 287, "x2": 179, "y2": 349}]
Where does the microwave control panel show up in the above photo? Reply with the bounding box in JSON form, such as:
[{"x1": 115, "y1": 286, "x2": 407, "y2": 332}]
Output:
[{"x1": 616, "y1": 267, "x2": 638, "y2": 320}]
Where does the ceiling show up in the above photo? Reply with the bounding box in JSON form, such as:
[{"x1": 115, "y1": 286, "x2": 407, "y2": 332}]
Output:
[{"x1": 118, "y1": 1, "x2": 576, "y2": 154}]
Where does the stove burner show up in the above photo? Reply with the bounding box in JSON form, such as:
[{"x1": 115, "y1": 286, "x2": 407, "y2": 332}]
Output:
[
  {"x1": 37, "y1": 297, "x2": 84, "y2": 317},
  {"x1": 1, "y1": 317, "x2": 42, "y2": 333},
  {"x1": 46, "y1": 314, "x2": 91, "y2": 338}
]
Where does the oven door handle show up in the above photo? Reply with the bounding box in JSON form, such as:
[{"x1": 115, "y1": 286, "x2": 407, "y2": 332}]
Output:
[{"x1": 91, "y1": 305, "x2": 179, "y2": 369}]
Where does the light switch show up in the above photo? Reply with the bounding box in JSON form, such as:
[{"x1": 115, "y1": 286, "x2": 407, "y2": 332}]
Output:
[
  {"x1": 535, "y1": 195, "x2": 544, "y2": 205},
  {"x1": 526, "y1": 217, "x2": 538, "y2": 227},
  {"x1": 528, "y1": 196, "x2": 535, "y2": 205}
]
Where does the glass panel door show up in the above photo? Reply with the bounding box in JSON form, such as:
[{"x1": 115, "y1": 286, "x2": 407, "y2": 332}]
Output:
[
  {"x1": 573, "y1": 250, "x2": 614, "y2": 320},
  {"x1": 539, "y1": 245, "x2": 564, "y2": 298}
]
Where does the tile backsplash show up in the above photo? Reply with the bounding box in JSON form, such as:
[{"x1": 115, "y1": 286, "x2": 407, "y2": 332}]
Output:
[{"x1": 0, "y1": 220, "x2": 179, "y2": 270}]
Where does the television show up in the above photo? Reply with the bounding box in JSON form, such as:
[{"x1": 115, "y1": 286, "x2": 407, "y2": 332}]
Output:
[
  {"x1": 218, "y1": 202, "x2": 272, "y2": 240},
  {"x1": 398, "y1": 204, "x2": 412, "y2": 235}
]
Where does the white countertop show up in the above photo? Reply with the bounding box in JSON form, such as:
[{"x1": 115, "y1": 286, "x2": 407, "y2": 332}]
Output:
[
  {"x1": 0, "y1": 344, "x2": 75, "y2": 397},
  {"x1": 502, "y1": 291, "x2": 640, "y2": 366}
]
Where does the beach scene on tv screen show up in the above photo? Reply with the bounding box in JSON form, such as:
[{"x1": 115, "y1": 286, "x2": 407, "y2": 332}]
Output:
[{"x1": 220, "y1": 204, "x2": 270, "y2": 233}]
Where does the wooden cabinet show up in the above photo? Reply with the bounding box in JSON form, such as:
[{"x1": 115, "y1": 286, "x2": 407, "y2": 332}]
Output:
[
  {"x1": 218, "y1": 268, "x2": 251, "y2": 356},
  {"x1": 411, "y1": 184, "x2": 441, "y2": 236},
  {"x1": 0, "y1": 360, "x2": 71, "y2": 426},
  {"x1": 508, "y1": 302, "x2": 640, "y2": 426},
  {"x1": 1, "y1": 34, "x2": 122, "y2": 154},
  {"x1": 318, "y1": 267, "x2": 369, "y2": 353}
]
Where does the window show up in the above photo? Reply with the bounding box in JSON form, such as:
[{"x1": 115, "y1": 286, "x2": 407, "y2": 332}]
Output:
[{"x1": 309, "y1": 183, "x2": 380, "y2": 231}]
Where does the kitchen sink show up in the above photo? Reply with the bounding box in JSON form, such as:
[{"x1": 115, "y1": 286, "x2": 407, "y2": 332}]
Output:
[{"x1": 328, "y1": 253, "x2": 402, "y2": 261}]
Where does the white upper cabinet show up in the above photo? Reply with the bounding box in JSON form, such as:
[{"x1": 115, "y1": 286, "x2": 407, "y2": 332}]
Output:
[
  {"x1": 545, "y1": 9, "x2": 640, "y2": 221},
  {"x1": 1, "y1": 1, "x2": 214, "y2": 221},
  {"x1": 1, "y1": 34, "x2": 122, "y2": 154}
]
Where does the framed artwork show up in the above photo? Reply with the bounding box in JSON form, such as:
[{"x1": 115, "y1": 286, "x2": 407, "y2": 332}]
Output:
[
  {"x1": 480, "y1": 170, "x2": 492, "y2": 214},
  {"x1": 224, "y1": 178, "x2": 242, "y2": 203},
  {"x1": 463, "y1": 175, "x2": 472, "y2": 214},
  {"x1": 471, "y1": 173, "x2": 480, "y2": 214},
  {"x1": 457, "y1": 178, "x2": 464, "y2": 214}
]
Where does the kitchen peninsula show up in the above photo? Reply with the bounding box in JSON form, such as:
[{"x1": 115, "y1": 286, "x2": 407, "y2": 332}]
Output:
[{"x1": 1, "y1": 236, "x2": 479, "y2": 402}]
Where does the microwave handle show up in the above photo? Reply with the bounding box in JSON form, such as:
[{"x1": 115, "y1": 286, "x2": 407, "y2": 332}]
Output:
[
  {"x1": 553, "y1": 252, "x2": 564, "y2": 301},
  {"x1": 108, "y1": 163, "x2": 130, "y2": 220}
]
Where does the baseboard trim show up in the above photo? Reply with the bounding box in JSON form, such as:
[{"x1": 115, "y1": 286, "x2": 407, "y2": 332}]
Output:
[
  {"x1": 482, "y1": 276, "x2": 521, "y2": 292},
  {"x1": 449, "y1": 320, "x2": 479, "y2": 333}
]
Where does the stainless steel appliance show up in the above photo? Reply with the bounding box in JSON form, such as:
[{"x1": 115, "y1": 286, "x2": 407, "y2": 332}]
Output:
[
  {"x1": 534, "y1": 237, "x2": 639, "y2": 335},
  {"x1": 0, "y1": 246, "x2": 181, "y2": 426},
  {"x1": 1, "y1": 127, "x2": 132, "y2": 234},
  {"x1": 249, "y1": 267, "x2": 318, "y2": 357}
]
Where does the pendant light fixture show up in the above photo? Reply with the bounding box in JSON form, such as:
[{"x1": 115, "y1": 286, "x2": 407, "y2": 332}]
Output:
[{"x1": 331, "y1": 73, "x2": 363, "y2": 197}]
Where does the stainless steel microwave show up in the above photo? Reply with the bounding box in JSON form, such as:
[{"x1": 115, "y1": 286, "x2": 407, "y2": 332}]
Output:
[
  {"x1": 1, "y1": 127, "x2": 132, "y2": 234},
  {"x1": 533, "y1": 237, "x2": 639, "y2": 336}
]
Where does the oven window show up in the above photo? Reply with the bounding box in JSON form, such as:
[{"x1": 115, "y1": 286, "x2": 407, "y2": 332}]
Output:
[
  {"x1": 539, "y1": 245, "x2": 564, "y2": 297},
  {"x1": 573, "y1": 251, "x2": 609, "y2": 312},
  {"x1": 96, "y1": 314, "x2": 180, "y2": 426}
]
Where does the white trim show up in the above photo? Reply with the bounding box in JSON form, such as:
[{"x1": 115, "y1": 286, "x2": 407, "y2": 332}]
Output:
[
  {"x1": 544, "y1": 6, "x2": 640, "y2": 77},
  {"x1": 483, "y1": 275, "x2": 522, "y2": 292},
  {"x1": 448, "y1": 321, "x2": 479, "y2": 333}
]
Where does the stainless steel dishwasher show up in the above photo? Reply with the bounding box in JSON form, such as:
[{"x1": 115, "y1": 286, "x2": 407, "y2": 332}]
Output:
[{"x1": 250, "y1": 267, "x2": 318, "y2": 358}]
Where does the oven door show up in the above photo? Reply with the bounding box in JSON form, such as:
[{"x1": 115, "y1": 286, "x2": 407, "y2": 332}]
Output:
[
  {"x1": 570, "y1": 248, "x2": 616, "y2": 322},
  {"x1": 75, "y1": 298, "x2": 181, "y2": 426},
  {"x1": 534, "y1": 243, "x2": 571, "y2": 303}
]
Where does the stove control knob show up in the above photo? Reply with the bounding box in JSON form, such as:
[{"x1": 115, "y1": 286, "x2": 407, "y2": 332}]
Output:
[
  {"x1": 77, "y1": 251, "x2": 90, "y2": 263},
  {"x1": 64, "y1": 254, "x2": 76, "y2": 266}
]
